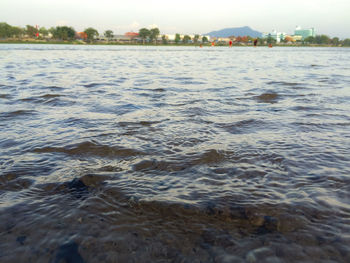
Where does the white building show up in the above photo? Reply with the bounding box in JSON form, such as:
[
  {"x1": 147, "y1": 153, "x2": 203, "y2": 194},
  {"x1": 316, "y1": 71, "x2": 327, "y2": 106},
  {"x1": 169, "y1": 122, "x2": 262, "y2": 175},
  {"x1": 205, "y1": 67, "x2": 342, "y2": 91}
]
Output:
[{"x1": 262, "y1": 30, "x2": 286, "y2": 43}]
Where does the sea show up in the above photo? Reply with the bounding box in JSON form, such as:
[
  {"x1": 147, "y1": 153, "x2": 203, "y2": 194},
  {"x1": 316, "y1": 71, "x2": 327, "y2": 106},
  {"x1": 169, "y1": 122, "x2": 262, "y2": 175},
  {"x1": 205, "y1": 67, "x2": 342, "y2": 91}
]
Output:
[{"x1": 0, "y1": 44, "x2": 350, "y2": 262}]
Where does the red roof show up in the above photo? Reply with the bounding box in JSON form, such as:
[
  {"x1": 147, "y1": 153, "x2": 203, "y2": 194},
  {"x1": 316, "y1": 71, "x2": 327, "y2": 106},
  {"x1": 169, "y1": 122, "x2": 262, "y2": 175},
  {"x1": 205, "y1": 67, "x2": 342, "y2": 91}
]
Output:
[{"x1": 125, "y1": 32, "x2": 139, "y2": 37}]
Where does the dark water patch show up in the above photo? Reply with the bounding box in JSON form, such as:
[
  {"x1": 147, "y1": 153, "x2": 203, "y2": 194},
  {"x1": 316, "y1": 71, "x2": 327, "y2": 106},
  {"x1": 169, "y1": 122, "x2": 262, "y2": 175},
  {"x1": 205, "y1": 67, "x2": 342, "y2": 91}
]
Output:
[
  {"x1": 33, "y1": 73, "x2": 46, "y2": 77},
  {"x1": 133, "y1": 159, "x2": 174, "y2": 172},
  {"x1": 132, "y1": 150, "x2": 232, "y2": 173},
  {"x1": 118, "y1": 120, "x2": 163, "y2": 128},
  {"x1": 5, "y1": 64, "x2": 15, "y2": 69},
  {"x1": 255, "y1": 92, "x2": 280, "y2": 103},
  {"x1": 0, "y1": 94, "x2": 11, "y2": 99},
  {"x1": 0, "y1": 110, "x2": 37, "y2": 119},
  {"x1": 191, "y1": 149, "x2": 229, "y2": 166},
  {"x1": 54, "y1": 241, "x2": 85, "y2": 263},
  {"x1": 40, "y1": 94, "x2": 63, "y2": 99},
  {"x1": 35, "y1": 174, "x2": 110, "y2": 194},
  {"x1": 16, "y1": 235, "x2": 27, "y2": 245},
  {"x1": 0, "y1": 173, "x2": 34, "y2": 192},
  {"x1": 83, "y1": 82, "x2": 112, "y2": 88},
  {"x1": 0, "y1": 138, "x2": 19, "y2": 149},
  {"x1": 290, "y1": 105, "x2": 321, "y2": 112},
  {"x1": 310, "y1": 64, "x2": 326, "y2": 68},
  {"x1": 32, "y1": 141, "x2": 145, "y2": 158},
  {"x1": 152, "y1": 88, "x2": 166, "y2": 92}
]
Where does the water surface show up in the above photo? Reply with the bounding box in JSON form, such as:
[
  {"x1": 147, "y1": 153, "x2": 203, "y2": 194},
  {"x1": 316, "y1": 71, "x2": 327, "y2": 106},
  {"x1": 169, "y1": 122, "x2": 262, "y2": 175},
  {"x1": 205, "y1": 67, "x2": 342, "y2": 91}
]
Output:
[{"x1": 0, "y1": 44, "x2": 350, "y2": 262}]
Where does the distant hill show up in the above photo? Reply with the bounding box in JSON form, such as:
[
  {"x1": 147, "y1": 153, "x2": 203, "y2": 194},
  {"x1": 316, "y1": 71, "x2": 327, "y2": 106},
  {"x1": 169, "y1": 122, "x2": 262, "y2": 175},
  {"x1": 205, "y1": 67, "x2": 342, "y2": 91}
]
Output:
[{"x1": 206, "y1": 26, "x2": 262, "y2": 38}]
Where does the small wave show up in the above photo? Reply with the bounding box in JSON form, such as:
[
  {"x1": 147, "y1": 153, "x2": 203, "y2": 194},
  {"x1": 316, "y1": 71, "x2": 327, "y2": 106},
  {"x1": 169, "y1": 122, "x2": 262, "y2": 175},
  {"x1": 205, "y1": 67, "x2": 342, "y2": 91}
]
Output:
[
  {"x1": 266, "y1": 81, "x2": 298, "y2": 86},
  {"x1": 266, "y1": 81, "x2": 304, "y2": 88},
  {"x1": 133, "y1": 79, "x2": 154, "y2": 87},
  {"x1": 83, "y1": 82, "x2": 112, "y2": 88},
  {"x1": 32, "y1": 141, "x2": 145, "y2": 158},
  {"x1": 39, "y1": 94, "x2": 62, "y2": 99},
  {"x1": 20, "y1": 94, "x2": 72, "y2": 106},
  {"x1": 46, "y1": 85, "x2": 65, "y2": 91},
  {"x1": 218, "y1": 119, "x2": 268, "y2": 134},
  {"x1": 118, "y1": 120, "x2": 162, "y2": 127}
]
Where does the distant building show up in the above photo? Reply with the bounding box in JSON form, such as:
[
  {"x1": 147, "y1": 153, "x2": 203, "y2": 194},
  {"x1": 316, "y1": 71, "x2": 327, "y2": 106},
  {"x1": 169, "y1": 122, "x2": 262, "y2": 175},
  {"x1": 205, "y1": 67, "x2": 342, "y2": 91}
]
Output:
[
  {"x1": 262, "y1": 30, "x2": 286, "y2": 43},
  {"x1": 294, "y1": 26, "x2": 315, "y2": 40},
  {"x1": 124, "y1": 32, "x2": 139, "y2": 39},
  {"x1": 75, "y1": 32, "x2": 87, "y2": 40}
]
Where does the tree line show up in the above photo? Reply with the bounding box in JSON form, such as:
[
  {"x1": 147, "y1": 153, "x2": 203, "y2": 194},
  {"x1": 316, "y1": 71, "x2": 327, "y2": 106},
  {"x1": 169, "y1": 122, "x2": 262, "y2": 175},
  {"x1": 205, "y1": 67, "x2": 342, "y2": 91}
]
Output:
[
  {"x1": 0, "y1": 22, "x2": 101, "y2": 42},
  {"x1": 1, "y1": 22, "x2": 350, "y2": 46}
]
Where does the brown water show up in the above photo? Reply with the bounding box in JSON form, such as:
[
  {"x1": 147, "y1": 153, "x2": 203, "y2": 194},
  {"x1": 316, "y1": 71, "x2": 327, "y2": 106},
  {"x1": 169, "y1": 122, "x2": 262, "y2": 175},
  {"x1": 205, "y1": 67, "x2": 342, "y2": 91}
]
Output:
[{"x1": 0, "y1": 44, "x2": 350, "y2": 262}]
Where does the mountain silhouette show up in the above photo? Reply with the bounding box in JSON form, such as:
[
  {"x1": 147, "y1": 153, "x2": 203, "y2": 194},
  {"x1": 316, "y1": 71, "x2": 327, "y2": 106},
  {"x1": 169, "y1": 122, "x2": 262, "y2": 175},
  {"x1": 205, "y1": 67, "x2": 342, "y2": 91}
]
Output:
[{"x1": 206, "y1": 26, "x2": 262, "y2": 38}]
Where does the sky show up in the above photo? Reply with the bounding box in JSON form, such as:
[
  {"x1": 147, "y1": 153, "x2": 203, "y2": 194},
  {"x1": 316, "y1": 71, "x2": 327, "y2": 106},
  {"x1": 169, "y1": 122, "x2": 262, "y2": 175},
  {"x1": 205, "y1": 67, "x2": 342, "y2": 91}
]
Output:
[{"x1": 1, "y1": 0, "x2": 350, "y2": 38}]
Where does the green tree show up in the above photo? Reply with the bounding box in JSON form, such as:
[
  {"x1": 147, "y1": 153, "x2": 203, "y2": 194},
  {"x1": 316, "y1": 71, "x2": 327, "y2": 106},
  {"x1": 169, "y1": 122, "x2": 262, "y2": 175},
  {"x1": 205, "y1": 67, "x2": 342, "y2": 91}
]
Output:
[
  {"x1": 258, "y1": 38, "x2": 264, "y2": 45},
  {"x1": 266, "y1": 35, "x2": 276, "y2": 44},
  {"x1": 183, "y1": 35, "x2": 191, "y2": 43},
  {"x1": 343, "y1": 39, "x2": 350, "y2": 46},
  {"x1": 84, "y1": 27, "x2": 98, "y2": 42},
  {"x1": 202, "y1": 36, "x2": 208, "y2": 43},
  {"x1": 39, "y1": 27, "x2": 49, "y2": 37},
  {"x1": 315, "y1": 35, "x2": 330, "y2": 45},
  {"x1": 149, "y1": 28, "x2": 160, "y2": 44},
  {"x1": 48, "y1": 27, "x2": 56, "y2": 37},
  {"x1": 175, "y1": 33, "x2": 181, "y2": 44},
  {"x1": 104, "y1": 30, "x2": 113, "y2": 39},
  {"x1": 139, "y1": 28, "x2": 150, "y2": 44},
  {"x1": 193, "y1": 34, "x2": 199, "y2": 43},
  {"x1": 161, "y1": 35, "x2": 168, "y2": 44},
  {"x1": 26, "y1": 25, "x2": 38, "y2": 37},
  {"x1": 304, "y1": 36, "x2": 315, "y2": 44},
  {"x1": 0, "y1": 22, "x2": 12, "y2": 38},
  {"x1": 11, "y1": 26, "x2": 24, "y2": 38},
  {"x1": 332, "y1": 37, "x2": 339, "y2": 46},
  {"x1": 54, "y1": 26, "x2": 75, "y2": 40}
]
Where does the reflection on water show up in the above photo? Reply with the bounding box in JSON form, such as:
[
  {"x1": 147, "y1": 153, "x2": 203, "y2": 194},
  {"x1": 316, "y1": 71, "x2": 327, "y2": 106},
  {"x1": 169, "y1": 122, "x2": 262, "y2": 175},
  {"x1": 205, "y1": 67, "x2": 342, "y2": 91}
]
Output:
[{"x1": 0, "y1": 44, "x2": 350, "y2": 262}]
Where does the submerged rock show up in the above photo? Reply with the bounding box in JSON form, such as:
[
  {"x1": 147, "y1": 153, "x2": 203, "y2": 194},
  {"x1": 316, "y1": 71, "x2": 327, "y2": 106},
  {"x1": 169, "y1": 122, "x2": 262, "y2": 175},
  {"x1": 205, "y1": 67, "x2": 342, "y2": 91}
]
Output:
[{"x1": 54, "y1": 241, "x2": 85, "y2": 263}]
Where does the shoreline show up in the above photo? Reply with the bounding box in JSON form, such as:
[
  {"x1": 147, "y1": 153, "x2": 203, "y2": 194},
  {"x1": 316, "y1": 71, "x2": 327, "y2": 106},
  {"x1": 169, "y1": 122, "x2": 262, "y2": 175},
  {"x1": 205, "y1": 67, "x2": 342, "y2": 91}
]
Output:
[{"x1": 0, "y1": 40, "x2": 347, "y2": 48}]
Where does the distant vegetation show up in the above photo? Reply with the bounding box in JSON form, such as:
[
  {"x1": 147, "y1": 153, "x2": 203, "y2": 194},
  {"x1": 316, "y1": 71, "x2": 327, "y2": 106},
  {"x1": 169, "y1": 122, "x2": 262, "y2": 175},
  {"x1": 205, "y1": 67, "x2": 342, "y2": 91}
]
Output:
[{"x1": 1, "y1": 22, "x2": 350, "y2": 47}]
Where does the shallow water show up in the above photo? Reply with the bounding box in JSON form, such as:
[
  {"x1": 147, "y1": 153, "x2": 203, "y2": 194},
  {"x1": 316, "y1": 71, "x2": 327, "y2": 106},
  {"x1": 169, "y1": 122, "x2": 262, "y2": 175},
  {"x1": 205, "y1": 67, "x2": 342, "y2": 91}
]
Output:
[{"x1": 0, "y1": 44, "x2": 350, "y2": 262}]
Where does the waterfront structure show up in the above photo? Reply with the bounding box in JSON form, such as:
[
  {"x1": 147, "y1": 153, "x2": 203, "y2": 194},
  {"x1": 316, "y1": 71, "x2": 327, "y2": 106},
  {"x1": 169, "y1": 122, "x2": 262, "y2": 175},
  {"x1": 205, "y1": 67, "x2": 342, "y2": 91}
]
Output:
[
  {"x1": 124, "y1": 32, "x2": 139, "y2": 39},
  {"x1": 262, "y1": 30, "x2": 286, "y2": 43},
  {"x1": 294, "y1": 26, "x2": 315, "y2": 40},
  {"x1": 75, "y1": 32, "x2": 87, "y2": 41}
]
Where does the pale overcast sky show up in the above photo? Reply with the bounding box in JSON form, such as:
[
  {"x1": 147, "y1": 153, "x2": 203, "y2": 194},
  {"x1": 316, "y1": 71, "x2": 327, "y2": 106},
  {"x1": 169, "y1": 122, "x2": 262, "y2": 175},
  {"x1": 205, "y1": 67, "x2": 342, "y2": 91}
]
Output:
[{"x1": 1, "y1": 0, "x2": 349, "y2": 38}]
